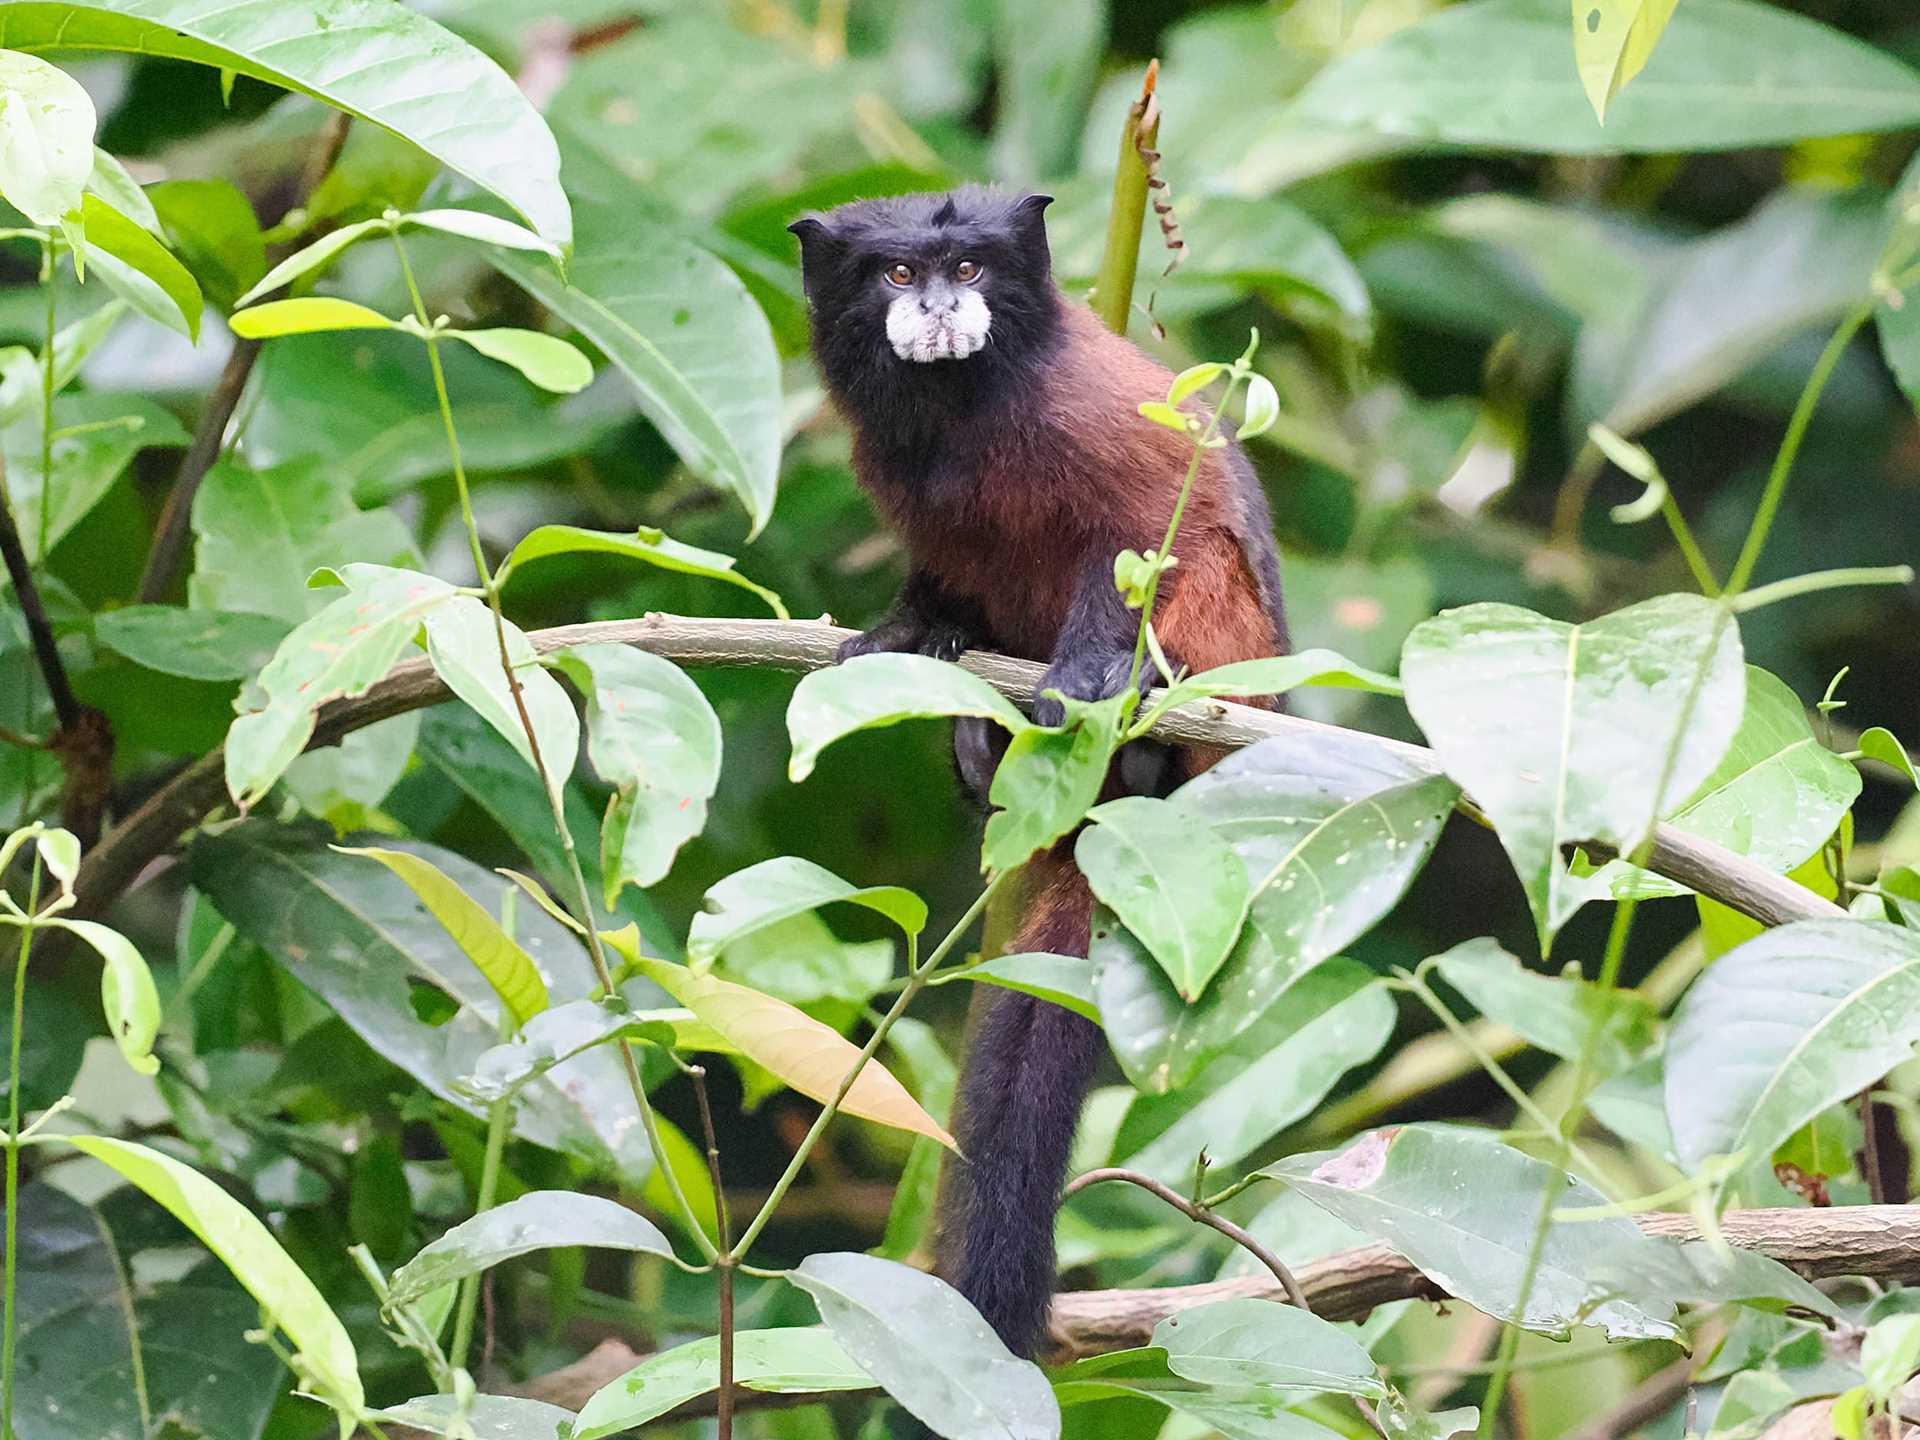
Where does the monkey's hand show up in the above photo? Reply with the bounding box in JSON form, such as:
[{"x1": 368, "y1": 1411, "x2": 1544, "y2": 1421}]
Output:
[
  {"x1": 1033, "y1": 649, "x2": 1182, "y2": 799},
  {"x1": 836, "y1": 613, "x2": 975, "y2": 664}
]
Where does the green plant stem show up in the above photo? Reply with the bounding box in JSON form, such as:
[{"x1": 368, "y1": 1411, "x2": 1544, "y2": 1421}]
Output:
[
  {"x1": 1659, "y1": 494, "x2": 1719, "y2": 598},
  {"x1": 36, "y1": 240, "x2": 55, "y2": 562},
  {"x1": 1090, "y1": 63, "x2": 1159, "y2": 336},
  {"x1": 448, "y1": 1092, "x2": 510, "y2": 1375},
  {"x1": 392, "y1": 230, "x2": 716, "y2": 1260},
  {"x1": 730, "y1": 874, "x2": 1004, "y2": 1263},
  {"x1": 3, "y1": 855, "x2": 42, "y2": 1440},
  {"x1": 1725, "y1": 303, "x2": 1872, "y2": 596},
  {"x1": 1730, "y1": 565, "x2": 1914, "y2": 613}
]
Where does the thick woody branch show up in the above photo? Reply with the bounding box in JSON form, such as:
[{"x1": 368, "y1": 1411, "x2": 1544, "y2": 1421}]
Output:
[{"x1": 70, "y1": 615, "x2": 1843, "y2": 927}]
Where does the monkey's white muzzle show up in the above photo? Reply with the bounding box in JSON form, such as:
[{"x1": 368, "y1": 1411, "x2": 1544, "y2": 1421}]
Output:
[{"x1": 887, "y1": 290, "x2": 991, "y2": 363}]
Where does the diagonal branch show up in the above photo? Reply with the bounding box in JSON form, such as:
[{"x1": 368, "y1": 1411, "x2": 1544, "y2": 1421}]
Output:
[{"x1": 67, "y1": 614, "x2": 1844, "y2": 928}]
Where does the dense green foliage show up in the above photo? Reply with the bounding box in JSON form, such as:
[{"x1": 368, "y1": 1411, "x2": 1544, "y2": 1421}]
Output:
[{"x1": 2, "y1": 2, "x2": 1920, "y2": 1439}]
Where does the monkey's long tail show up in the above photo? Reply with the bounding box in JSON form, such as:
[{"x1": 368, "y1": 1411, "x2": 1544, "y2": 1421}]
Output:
[{"x1": 935, "y1": 850, "x2": 1104, "y2": 1359}]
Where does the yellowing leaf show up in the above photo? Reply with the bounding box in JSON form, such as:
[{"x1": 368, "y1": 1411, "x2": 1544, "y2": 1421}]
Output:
[
  {"x1": 228, "y1": 296, "x2": 397, "y2": 338},
  {"x1": 334, "y1": 845, "x2": 550, "y2": 1025},
  {"x1": 636, "y1": 957, "x2": 955, "y2": 1150},
  {"x1": 1574, "y1": 0, "x2": 1682, "y2": 122}
]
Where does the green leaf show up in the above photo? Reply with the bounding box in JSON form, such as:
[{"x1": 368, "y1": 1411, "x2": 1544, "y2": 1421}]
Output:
[
  {"x1": 787, "y1": 653, "x2": 1029, "y2": 782},
  {"x1": 1097, "y1": 730, "x2": 1454, "y2": 1092},
  {"x1": 1112, "y1": 959, "x2": 1394, "y2": 1181},
  {"x1": 445, "y1": 326, "x2": 592, "y2": 394},
  {"x1": 0, "y1": 296, "x2": 125, "y2": 426},
  {"x1": 1155, "y1": 1297, "x2": 1385, "y2": 1397},
  {"x1": 334, "y1": 845, "x2": 549, "y2": 1026},
  {"x1": 1863, "y1": 1314, "x2": 1920, "y2": 1403},
  {"x1": 189, "y1": 823, "x2": 657, "y2": 1184},
  {"x1": 990, "y1": 0, "x2": 1104, "y2": 183},
  {"x1": 1429, "y1": 939, "x2": 1656, "y2": 1076},
  {"x1": 635, "y1": 956, "x2": 954, "y2": 1149},
  {"x1": 0, "y1": 48, "x2": 93, "y2": 223},
  {"x1": 1861, "y1": 727, "x2": 1919, "y2": 789},
  {"x1": 935, "y1": 951, "x2": 1100, "y2": 1023},
  {"x1": 1077, "y1": 796, "x2": 1250, "y2": 1003},
  {"x1": 1168, "y1": 363, "x2": 1225, "y2": 404},
  {"x1": 459, "y1": 997, "x2": 725, "y2": 1105},
  {"x1": 497, "y1": 523, "x2": 786, "y2": 618},
  {"x1": 74, "y1": 191, "x2": 201, "y2": 339},
  {"x1": 422, "y1": 594, "x2": 579, "y2": 812},
  {"x1": 1664, "y1": 920, "x2": 1920, "y2": 1173},
  {"x1": 1154, "y1": 648, "x2": 1405, "y2": 711},
  {"x1": 224, "y1": 566, "x2": 454, "y2": 807},
  {"x1": 688, "y1": 856, "x2": 926, "y2": 967},
  {"x1": 1239, "y1": 373, "x2": 1281, "y2": 440},
  {"x1": 0, "y1": 2, "x2": 570, "y2": 247},
  {"x1": 551, "y1": 645, "x2": 721, "y2": 901},
  {"x1": 1587, "y1": 1234, "x2": 1838, "y2": 1319},
  {"x1": 1284, "y1": 0, "x2": 1920, "y2": 157},
  {"x1": 386, "y1": 1190, "x2": 671, "y2": 1310},
  {"x1": 1401, "y1": 596, "x2": 1744, "y2": 950},
  {"x1": 1575, "y1": 0, "x2": 1681, "y2": 122},
  {"x1": 228, "y1": 295, "x2": 398, "y2": 338},
  {"x1": 62, "y1": 1134, "x2": 363, "y2": 1419},
  {"x1": 572, "y1": 1328, "x2": 873, "y2": 1440},
  {"x1": 93, "y1": 604, "x2": 290, "y2": 682},
  {"x1": 233, "y1": 216, "x2": 386, "y2": 307},
  {"x1": 148, "y1": 177, "x2": 265, "y2": 312},
  {"x1": 2, "y1": 392, "x2": 187, "y2": 563},
  {"x1": 1137, "y1": 400, "x2": 1191, "y2": 433},
  {"x1": 44, "y1": 916, "x2": 159, "y2": 1076},
  {"x1": 983, "y1": 693, "x2": 1126, "y2": 872},
  {"x1": 705, "y1": 912, "x2": 893, "y2": 1012},
  {"x1": 1262, "y1": 1127, "x2": 1679, "y2": 1342},
  {"x1": 790, "y1": 1252, "x2": 1060, "y2": 1440},
  {"x1": 406, "y1": 206, "x2": 561, "y2": 258},
  {"x1": 1051, "y1": 1349, "x2": 1338, "y2": 1436},
  {"x1": 371, "y1": 1395, "x2": 578, "y2": 1440},
  {"x1": 83, "y1": 145, "x2": 155, "y2": 230},
  {"x1": 487, "y1": 193, "x2": 782, "y2": 532}
]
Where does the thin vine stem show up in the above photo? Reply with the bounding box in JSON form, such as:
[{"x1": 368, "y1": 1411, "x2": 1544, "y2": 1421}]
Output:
[
  {"x1": 3, "y1": 854, "x2": 43, "y2": 1440},
  {"x1": 730, "y1": 874, "x2": 1006, "y2": 1262},
  {"x1": 391, "y1": 229, "x2": 716, "y2": 1259},
  {"x1": 36, "y1": 239, "x2": 55, "y2": 562},
  {"x1": 449, "y1": 1082, "x2": 511, "y2": 1373}
]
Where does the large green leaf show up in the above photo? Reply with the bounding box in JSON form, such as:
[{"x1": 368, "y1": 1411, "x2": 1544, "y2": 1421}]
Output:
[
  {"x1": 188, "y1": 823, "x2": 656, "y2": 1186},
  {"x1": 1052, "y1": 1346, "x2": 1343, "y2": 1438},
  {"x1": 148, "y1": 177, "x2": 265, "y2": 313},
  {"x1": 62, "y1": 1134, "x2": 363, "y2": 1420},
  {"x1": 487, "y1": 190, "x2": 782, "y2": 532},
  {"x1": 0, "y1": 0, "x2": 570, "y2": 246},
  {"x1": 1262, "y1": 1127, "x2": 1679, "y2": 1341},
  {"x1": 422, "y1": 595, "x2": 579, "y2": 811},
  {"x1": 687, "y1": 856, "x2": 926, "y2": 967},
  {"x1": 386, "y1": 1191, "x2": 672, "y2": 1309},
  {"x1": 572, "y1": 1329, "x2": 873, "y2": 1440},
  {"x1": 983, "y1": 693, "x2": 1127, "y2": 872},
  {"x1": 0, "y1": 49, "x2": 94, "y2": 223},
  {"x1": 93, "y1": 605, "x2": 290, "y2": 682},
  {"x1": 1156, "y1": 1297, "x2": 1385, "y2": 1397},
  {"x1": 1077, "y1": 795, "x2": 1250, "y2": 1003},
  {"x1": 552, "y1": 645, "x2": 721, "y2": 902},
  {"x1": 990, "y1": 0, "x2": 1106, "y2": 183},
  {"x1": 497, "y1": 524, "x2": 785, "y2": 617},
  {"x1": 787, "y1": 653, "x2": 1030, "y2": 783},
  {"x1": 1401, "y1": 597, "x2": 1744, "y2": 950},
  {"x1": 790, "y1": 1252, "x2": 1060, "y2": 1440},
  {"x1": 1096, "y1": 730, "x2": 1454, "y2": 1092},
  {"x1": 1111, "y1": 959, "x2": 1394, "y2": 1181},
  {"x1": 1664, "y1": 920, "x2": 1920, "y2": 1173},
  {"x1": 936, "y1": 951, "x2": 1101, "y2": 1023},
  {"x1": 1284, "y1": 0, "x2": 1920, "y2": 157},
  {"x1": 1428, "y1": 939, "x2": 1656, "y2": 1076},
  {"x1": 370, "y1": 1395, "x2": 576, "y2": 1440},
  {"x1": 2, "y1": 392, "x2": 186, "y2": 564},
  {"x1": 75, "y1": 191, "x2": 202, "y2": 340}
]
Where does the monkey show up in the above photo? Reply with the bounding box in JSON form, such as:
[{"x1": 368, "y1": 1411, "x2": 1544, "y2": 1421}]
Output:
[{"x1": 790, "y1": 187, "x2": 1289, "y2": 1359}]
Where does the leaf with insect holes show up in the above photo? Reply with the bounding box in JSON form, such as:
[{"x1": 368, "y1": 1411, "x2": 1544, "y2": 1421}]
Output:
[
  {"x1": 0, "y1": 49, "x2": 94, "y2": 224},
  {"x1": 498, "y1": 524, "x2": 785, "y2": 618},
  {"x1": 444, "y1": 326, "x2": 593, "y2": 394},
  {"x1": 333, "y1": 846, "x2": 549, "y2": 1025},
  {"x1": 787, "y1": 653, "x2": 1028, "y2": 782},
  {"x1": 634, "y1": 957, "x2": 954, "y2": 1149},
  {"x1": 224, "y1": 567, "x2": 455, "y2": 807},
  {"x1": 228, "y1": 296, "x2": 397, "y2": 338},
  {"x1": 60, "y1": 1136, "x2": 363, "y2": 1421},
  {"x1": 1574, "y1": 0, "x2": 1682, "y2": 122},
  {"x1": 550, "y1": 645, "x2": 721, "y2": 903}
]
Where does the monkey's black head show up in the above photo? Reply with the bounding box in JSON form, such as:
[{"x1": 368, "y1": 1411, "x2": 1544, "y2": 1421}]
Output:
[{"x1": 788, "y1": 188, "x2": 1062, "y2": 427}]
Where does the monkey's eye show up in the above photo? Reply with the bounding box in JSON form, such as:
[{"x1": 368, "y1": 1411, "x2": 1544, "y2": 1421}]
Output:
[
  {"x1": 884, "y1": 262, "x2": 915, "y2": 287},
  {"x1": 955, "y1": 259, "x2": 982, "y2": 283}
]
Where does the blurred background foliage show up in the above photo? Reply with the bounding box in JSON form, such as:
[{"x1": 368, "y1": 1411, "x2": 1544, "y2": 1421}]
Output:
[{"x1": 4, "y1": 0, "x2": 1920, "y2": 1434}]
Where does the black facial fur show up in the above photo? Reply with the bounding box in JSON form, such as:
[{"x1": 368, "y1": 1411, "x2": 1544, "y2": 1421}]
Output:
[{"x1": 788, "y1": 187, "x2": 1061, "y2": 453}]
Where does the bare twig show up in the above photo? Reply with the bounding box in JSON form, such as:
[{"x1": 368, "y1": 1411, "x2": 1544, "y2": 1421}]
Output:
[
  {"x1": 66, "y1": 615, "x2": 1845, "y2": 932},
  {"x1": 1064, "y1": 1167, "x2": 1310, "y2": 1311},
  {"x1": 688, "y1": 1065, "x2": 736, "y2": 1440},
  {"x1": 135, "y1": 111, "x2": 352, "y2": 604}
]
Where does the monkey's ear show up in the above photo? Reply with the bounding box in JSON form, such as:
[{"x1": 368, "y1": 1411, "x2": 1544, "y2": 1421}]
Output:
[
  {"x1": 1013, "y1": 193, "x2": 1055, "y2": 220},
  {"x1": 788, "y1": 215, "x2": 843, "y2": 305},
  {"x1": 1012, "y1": 193, "x2": 1054, "y2": 270},
  {"x1": 787, "y1": 215, "x2": 834, "y2": 246}
]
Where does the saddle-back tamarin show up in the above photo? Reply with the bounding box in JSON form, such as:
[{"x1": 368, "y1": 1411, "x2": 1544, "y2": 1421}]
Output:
[{"x1": 791, "y1": 188, "x2": 1289, "y2": 1358}]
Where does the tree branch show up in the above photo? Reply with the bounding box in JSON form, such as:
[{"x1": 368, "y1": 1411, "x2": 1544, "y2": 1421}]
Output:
[{"x1": 68, "y1": 615, "x2": 1844, "y2": 927}]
